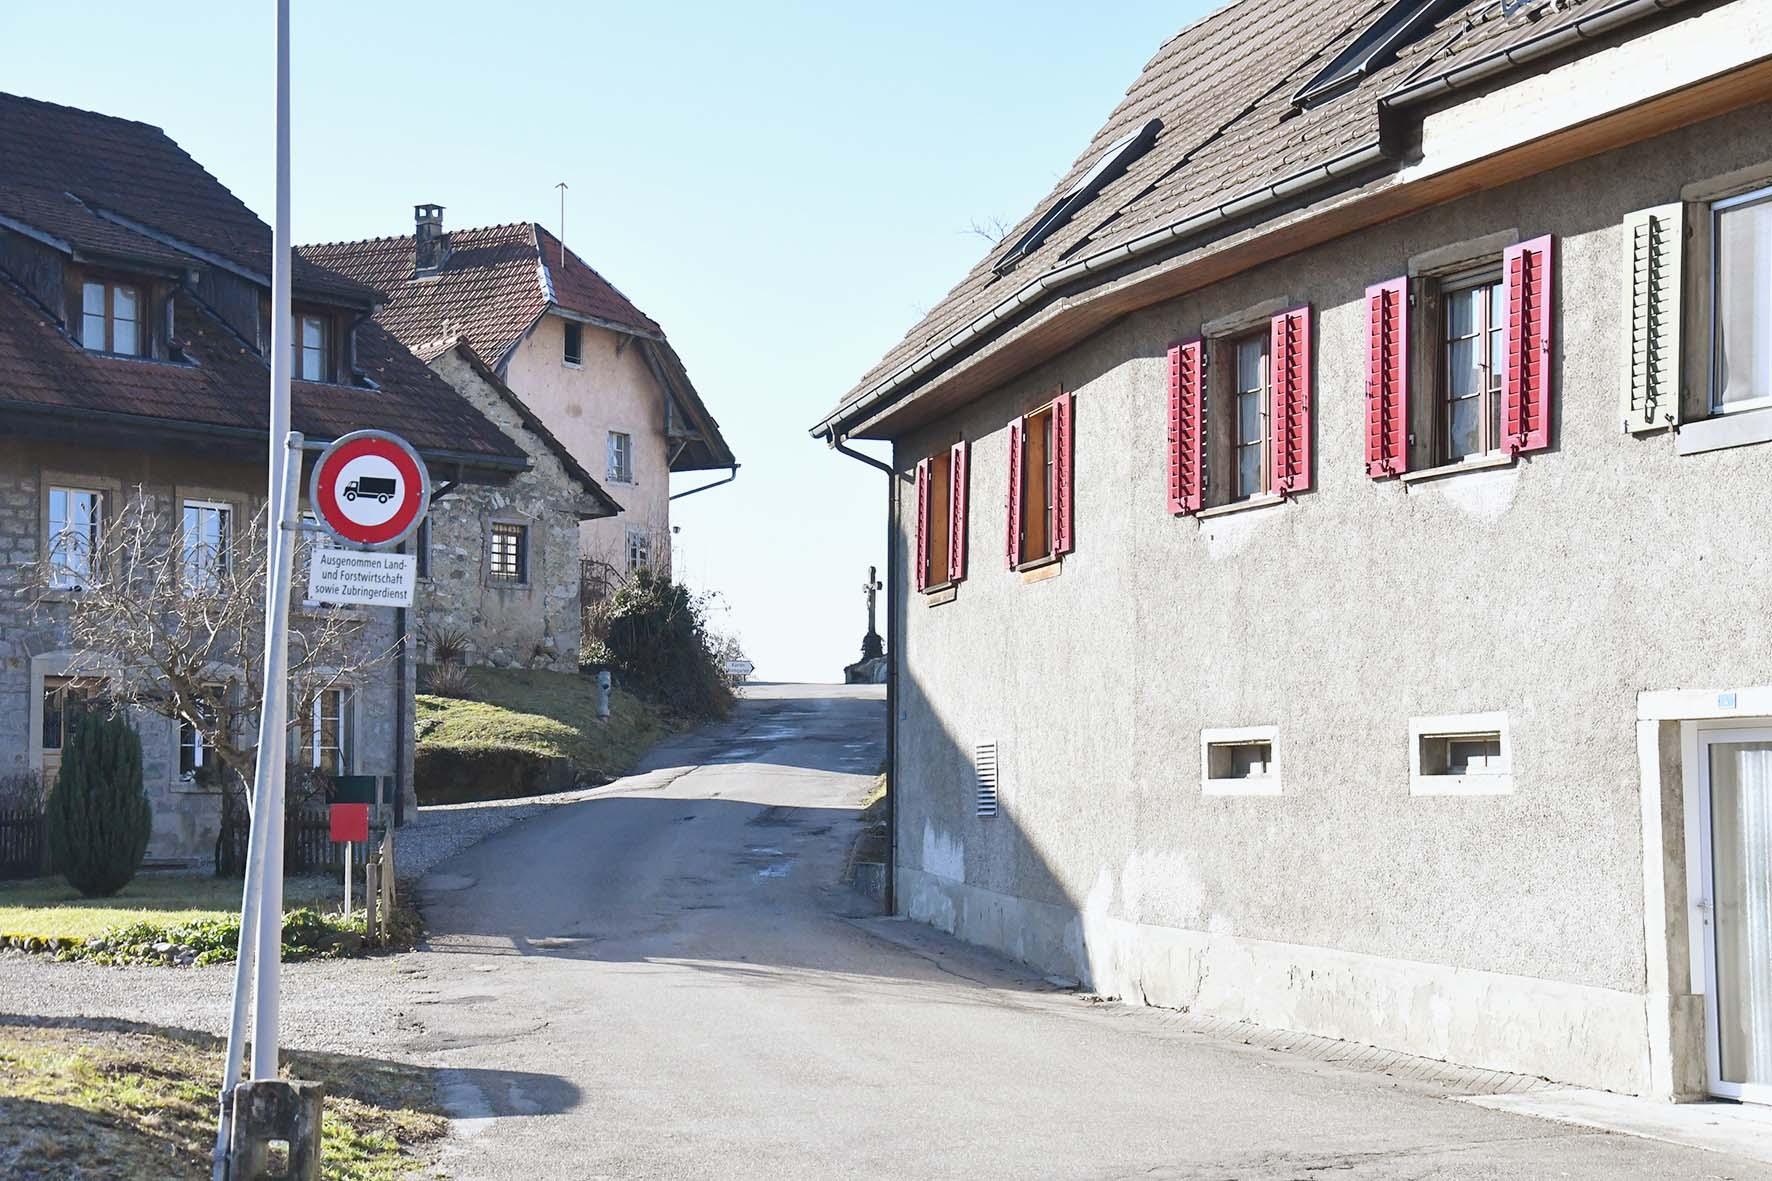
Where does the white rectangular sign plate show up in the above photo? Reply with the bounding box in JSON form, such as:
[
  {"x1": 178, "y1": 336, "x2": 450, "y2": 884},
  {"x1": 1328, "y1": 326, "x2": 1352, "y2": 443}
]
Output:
[{"x1": 307, "y1": 548, "x2": 416, "y2": 608}]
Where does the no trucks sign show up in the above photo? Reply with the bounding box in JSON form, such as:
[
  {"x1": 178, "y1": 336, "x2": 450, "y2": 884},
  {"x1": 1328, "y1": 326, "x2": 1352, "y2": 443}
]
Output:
[{"x1": 305, "y1": 430, "x2": 428, "y2": 607}]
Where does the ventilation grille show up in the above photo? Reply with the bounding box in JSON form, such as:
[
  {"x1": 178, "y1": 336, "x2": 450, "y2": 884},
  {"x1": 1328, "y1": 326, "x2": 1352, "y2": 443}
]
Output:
[{"x1": 974, "y1": 742, "x2": 999, "y2": 817}]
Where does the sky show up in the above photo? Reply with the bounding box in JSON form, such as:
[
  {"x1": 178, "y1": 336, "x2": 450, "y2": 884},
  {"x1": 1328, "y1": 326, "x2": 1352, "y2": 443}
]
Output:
[{"x1": 0, "y1": 0, "x2": 1207, "y2": 682}]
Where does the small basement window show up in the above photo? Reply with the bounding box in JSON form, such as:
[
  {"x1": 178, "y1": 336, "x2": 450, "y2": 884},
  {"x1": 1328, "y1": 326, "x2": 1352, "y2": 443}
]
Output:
[
  {"x1": 1201, "y1": 726, "x2": 1281, "y2": 796},
  {"x1": 563, "y1": 321, "x2": 583, "y2": 366},
  {"x1": 1410, "y1": 712, "x2": 1512, "y2": 795}
]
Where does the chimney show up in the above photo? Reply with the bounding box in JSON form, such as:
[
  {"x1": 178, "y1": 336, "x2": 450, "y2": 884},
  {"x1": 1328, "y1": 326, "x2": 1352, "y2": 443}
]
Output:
[{"x1": 414, "y1": 204, "x2": 448, "y2": 275}]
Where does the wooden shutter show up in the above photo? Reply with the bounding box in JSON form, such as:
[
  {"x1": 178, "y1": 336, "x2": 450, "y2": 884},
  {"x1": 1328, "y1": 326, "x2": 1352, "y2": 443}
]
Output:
[
  {"x1": 1269, "y1": 307, "x2": 1312, "y2": 494},
  {"x1": 1621, "y1": 205, "x2": 1683, "y2": 434},
  {"x1": 1051, "y1": 391, "x2": 1074, "y2": 555},
  {"x1": 1168, "y1": 338, "x2": 1205, "y2": 514},
  {"x1": 948, "y1": 441, "x2": 968, "y2": 583},
  {"x1": 1005, "y1": 417, "x2": 1023, "y2": 568},
  {"x1": 913, "y1": 458, "x2": 930, "y2": 593},
  {"x1": 1365, "y1": 277, "x2": 1409, "y2": 477},
  {"x1": 1502, "y1": 235, "x2": 1554, "y2": 456}
]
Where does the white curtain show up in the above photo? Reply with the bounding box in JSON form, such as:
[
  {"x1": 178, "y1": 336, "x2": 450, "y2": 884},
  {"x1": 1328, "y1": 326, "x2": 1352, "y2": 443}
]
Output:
[
  {"x1": 1713, "y1": 741, "x2": 1772, "y2": 1087},
  {"x1": 1716, "y1": 199, "x2": 1772, "y2": 408}
]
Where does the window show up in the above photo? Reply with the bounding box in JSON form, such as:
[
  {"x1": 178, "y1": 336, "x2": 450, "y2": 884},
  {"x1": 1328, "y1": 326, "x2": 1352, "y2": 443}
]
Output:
[
  {"x1": 1409, "y1": 712, "x2": 1513, "y2": 795},
  {"x1": 488, "y1": 521, "x2": 528, "y2": 583},
  {"x1": 46, "y1": 487, "x2": 102, "y2": 590},
  {"x1": 1712, "y1": 185, "x2": 1772, "y2": 413},
  {"x1": 81, "y1": 279, "x2": 140, "y2": 355},
  {"x1": 1008, "y1": 395, "x2": 1073, "y2": 569},
  {"x1": 1231, "y1": 332, "x2": 1270, "y2": 500},
  {"x1": 178, "y1": 693, "x2": 221, "y2": 781},
  {"x1": 626, "y1": 527, "x2": 651, "y2": 573},
  {"x1": 293, "y1": 314, "x2": 329, "y2": 382},
  {"x1": 916, "y1": 442, "x2": 969, "y2": 591},
  {"x1": 563, "y1": 321, "x2": 583, "y2": 366},
  {"x1": 607, "y1": 431, "x2": 633, "y2": 483},
  {"x1": 181, "y1": 500, "x2": 232, "y2": 590},
  {"x1": 1201, "y1": 726, "x2": 1281, "y2": 796},
  {"x1": 1440, "y1": 274, "x2": 1505, "y2": 462},
  {"x1": 297, "y1": 687, "x2": 353, "y2": 775}
]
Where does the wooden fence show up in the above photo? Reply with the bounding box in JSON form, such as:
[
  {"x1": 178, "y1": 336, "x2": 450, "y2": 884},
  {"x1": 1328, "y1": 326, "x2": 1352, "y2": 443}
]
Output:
[
  {"x1": 216, "y1": 792, "x2": 341, "y2": 878},
  {"x1": 0, "y1": 806, "x2": 48, "y2": 880}
]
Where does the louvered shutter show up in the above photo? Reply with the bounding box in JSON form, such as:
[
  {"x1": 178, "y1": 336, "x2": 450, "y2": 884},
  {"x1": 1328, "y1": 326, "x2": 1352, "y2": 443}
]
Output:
[
  {"x1": 1365, "y1": 278, "x2": 1409, "y2": 477},
  {"x1": 1621, "y1": 205, "x2": 1683, "y2": 434},
  {"x1": 913, "y1": 458, "x2": 930, "y2": 593},
  {"x1": 1052, "y1": 391, "x2": 1074, "y2": 555},
  {"x1": 948, "y1": 441, "x2": 968, "y2": 583},
  {"x1": 1005, "y1": 417, "x2": 1023, "y2": 568},
  {"x1": 1269, "y1": 307, "x2": 1312, "y2": 494},
  {"x1": 1502, "y1": 235, "x2": 1554, "y2": 456},
  {"x1": 1168, "y1": 339, "x2": 1205, "y2": 514}
]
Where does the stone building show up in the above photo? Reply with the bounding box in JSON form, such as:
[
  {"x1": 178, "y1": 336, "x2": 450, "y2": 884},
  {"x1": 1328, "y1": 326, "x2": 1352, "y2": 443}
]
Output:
[
  {"x1": 304, "y1": 215, "x2": 736, "y2": 589},
  {"x1": 816, "y1": 0, "x2": 1772, "y2": 1103},
  {"x1": 412, "y1": 340, "x2": 620, "y2": 670},
  {"x1": 0, "y1": 93, "x2": 531, "y2": 863}
]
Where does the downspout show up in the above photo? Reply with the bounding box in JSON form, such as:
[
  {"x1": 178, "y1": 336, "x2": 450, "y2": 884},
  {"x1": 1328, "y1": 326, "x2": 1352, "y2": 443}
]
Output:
[
  {"x1": 829, "y1": 432, "x2": 896, "y2": 916},
  {"x1": 669, "y1": 464, "x2": 739, "y2": 501}
]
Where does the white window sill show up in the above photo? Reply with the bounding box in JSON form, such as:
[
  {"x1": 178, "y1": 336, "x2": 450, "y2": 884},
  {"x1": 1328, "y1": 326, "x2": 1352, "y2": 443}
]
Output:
[
  {"x1": 922, "y1": 583, "x2": 958, "y2": 606},
  {"x1": 563, "y1": 360, "x2": 583, "y2": 370},
  {"x1": 1203, "y1": 776, "x2": 1283, "y2": 797},
  {"x1": 1016, "y1": 556, "x2": 1062, "y2": 584},
  {"x1": 1676, "y1": 405, "x2": 1772, "y2": 456},
  {"x1": 1399, "y1": 453, "x2": 1514, "y2": 485},
  {"x1": 1410, "y1": 772, "x2": 1515, "y2": 796},
  {"x1": 1196, "y1": 493, "x2": 1285, "y2": 520}
]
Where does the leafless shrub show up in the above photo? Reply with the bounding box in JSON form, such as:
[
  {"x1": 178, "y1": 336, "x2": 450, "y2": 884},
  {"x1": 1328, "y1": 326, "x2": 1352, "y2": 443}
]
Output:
[{"x1": 422, "y1": 661, "x2": 473, "y2": 699}]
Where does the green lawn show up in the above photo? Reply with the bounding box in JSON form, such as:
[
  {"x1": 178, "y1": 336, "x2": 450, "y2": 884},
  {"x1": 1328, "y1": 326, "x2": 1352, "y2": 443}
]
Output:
[
  {"x1": 415, "y1": 668, "x2": 675, "y2": 801},
  {"x1": 0, "y1": 873, "x2": 334, "y2": 941}
]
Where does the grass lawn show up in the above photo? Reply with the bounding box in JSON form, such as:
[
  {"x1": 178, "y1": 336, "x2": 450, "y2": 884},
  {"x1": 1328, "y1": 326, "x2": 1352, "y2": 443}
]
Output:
[
  {"x1": 0, "y1": 873, "x2": 334, "y2": 942},
  {"x1": 415, "y1": 667, "x2": 676, "y2": 801},
  {"x1": 0, "y1": 1018, "x2": 445, "y2": 1180}
]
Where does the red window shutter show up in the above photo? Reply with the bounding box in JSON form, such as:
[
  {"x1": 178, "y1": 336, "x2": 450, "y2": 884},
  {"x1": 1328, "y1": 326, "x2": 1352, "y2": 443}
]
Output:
[
  {"x1": 948, "y1": 441, "x2": 968, "y2": 583},
  {"x1": 1005, "y1": 417, "x2": 1023, "y2": 568},
  {"x1": 1168, "y1": 338, "x2": 1204, "y2": 515},
  {"x1": 1364, "y1": 278, "x2": 1409, "y2": 478},
  {"x1": 1269, "y1": 307, "x2": 1312, "y2": 494},
  {"x1": 1502, "y1": 235, "x2": 1554, "y2": 456},
  {"x1": 1052, "y1": 391, "x2": 1074, "y2": 555},
  {"x1": 913, "y1": 458, "x2": 930, "y2": 593}
]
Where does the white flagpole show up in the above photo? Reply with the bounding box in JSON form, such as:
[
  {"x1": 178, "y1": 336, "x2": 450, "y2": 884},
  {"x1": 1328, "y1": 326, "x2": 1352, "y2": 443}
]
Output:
[{"x1": 213, "y1": 2, "x2": 296, "y2": 1172}]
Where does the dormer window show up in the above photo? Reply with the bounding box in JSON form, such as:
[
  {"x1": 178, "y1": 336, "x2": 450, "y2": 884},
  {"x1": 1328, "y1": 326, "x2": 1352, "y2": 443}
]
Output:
[
  {"x1": 293, "y1": 312, "x2": 330, "y2": 382},
  {"x1": 81, "y1": 278, "x2": 141, "y2": 355}
]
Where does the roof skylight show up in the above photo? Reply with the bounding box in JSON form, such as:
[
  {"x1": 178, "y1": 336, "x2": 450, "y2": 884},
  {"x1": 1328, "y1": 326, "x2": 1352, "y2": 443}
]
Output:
[
  {"x1": 1293, "y1": 0, "x2": 1463, "y2": 110},
  {"x1": 993, "y1": 118, "x2": 1161, "y2": 276}
]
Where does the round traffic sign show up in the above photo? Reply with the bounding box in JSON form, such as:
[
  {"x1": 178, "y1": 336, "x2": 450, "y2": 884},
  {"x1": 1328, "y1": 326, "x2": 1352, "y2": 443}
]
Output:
[{"x1": 308, "y1": 430, "x2": 430, "y2": 549}]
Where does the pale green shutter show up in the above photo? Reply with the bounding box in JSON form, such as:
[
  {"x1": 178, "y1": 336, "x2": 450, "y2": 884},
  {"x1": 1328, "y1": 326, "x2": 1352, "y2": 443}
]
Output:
[{"x1": 1621, "y1": 203, "x2": 1684, "y2": 433}]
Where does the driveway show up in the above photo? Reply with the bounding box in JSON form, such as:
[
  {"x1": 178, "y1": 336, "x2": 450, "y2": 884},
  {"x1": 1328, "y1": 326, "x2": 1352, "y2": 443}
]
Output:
[{"x1": 401, "y1": 683, "x2": 1770, "y2": 1180}]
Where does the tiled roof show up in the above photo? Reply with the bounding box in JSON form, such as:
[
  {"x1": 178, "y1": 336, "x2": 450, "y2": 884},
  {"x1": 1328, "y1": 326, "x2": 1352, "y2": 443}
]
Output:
[
  {"x1": 0, "y1": 278, "x2": 524, "y2": 464},
  {"x1": 0, "y1": 92, "x2": 374, "y2": 303},
  {"x1": 302, "y1": 222, "x2": 660, "y2": 367},
  {"x1": 822, "y1": 0, "x2": 1683, "y2": 432}
]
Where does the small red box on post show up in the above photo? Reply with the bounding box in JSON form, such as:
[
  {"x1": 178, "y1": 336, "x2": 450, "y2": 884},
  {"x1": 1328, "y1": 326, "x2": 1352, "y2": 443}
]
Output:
[{"x1": 329, "y1": 803, "x2": 369, "y2": 844}]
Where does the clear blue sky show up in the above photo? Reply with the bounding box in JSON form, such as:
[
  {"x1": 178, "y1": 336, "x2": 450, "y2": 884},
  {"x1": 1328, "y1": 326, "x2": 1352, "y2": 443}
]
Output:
[{"x1": 1, "y1": 0, "x2": 1207, "y2": 682}]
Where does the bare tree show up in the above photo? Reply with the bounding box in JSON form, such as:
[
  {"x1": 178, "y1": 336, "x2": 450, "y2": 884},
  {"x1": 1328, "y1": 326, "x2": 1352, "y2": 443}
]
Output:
[
  {"x1": 965, "y1": 215, "x2": 1011, "y2": 245},
  {"x1": 32, "y1": 489, "x2": 390, "y2": 807}
]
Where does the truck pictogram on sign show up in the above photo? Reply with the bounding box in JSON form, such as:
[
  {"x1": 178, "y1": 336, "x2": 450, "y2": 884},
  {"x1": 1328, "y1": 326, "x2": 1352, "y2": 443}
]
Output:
[{"x1": 344, "y1": 476, "x2": 398, "y2": 503}]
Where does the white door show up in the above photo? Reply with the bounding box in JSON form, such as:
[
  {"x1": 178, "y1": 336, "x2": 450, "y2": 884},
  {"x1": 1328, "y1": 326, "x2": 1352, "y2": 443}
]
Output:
[{"x1": 1697, "y1": 729, "x2": 1772, "y2": 1103}]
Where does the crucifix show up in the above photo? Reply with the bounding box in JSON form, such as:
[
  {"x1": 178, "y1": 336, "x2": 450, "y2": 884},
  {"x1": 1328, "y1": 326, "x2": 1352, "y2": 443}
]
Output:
[{"x1": 861, "y1": 565, "x2": 884, "y2": 660}]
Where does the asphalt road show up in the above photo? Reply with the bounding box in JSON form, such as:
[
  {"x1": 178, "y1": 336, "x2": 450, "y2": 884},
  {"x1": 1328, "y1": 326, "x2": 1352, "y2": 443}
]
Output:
[{"x1": 404, "y1": 684, "x2": 1768, "y2": 1181}]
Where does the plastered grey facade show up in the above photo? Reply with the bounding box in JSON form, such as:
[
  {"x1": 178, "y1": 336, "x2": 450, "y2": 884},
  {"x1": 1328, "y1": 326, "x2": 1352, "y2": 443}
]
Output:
[
  {"x1": 0, "y1": 438, "x2": 406, "y2": 867},
  {"x1": 889, "y1": 103, "x2": 1772, "y2": 1097}
]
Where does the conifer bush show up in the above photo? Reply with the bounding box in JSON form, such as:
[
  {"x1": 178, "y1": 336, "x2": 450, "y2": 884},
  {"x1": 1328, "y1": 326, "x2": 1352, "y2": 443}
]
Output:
[{"x1": 47, "y1": 710, "x2": 151, "y2": 898}]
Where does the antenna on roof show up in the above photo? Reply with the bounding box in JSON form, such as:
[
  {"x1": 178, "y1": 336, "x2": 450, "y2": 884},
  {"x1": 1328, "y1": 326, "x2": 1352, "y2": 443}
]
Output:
[{"x1": 554, "y1": 181, "x2": 567, "y2": 268}]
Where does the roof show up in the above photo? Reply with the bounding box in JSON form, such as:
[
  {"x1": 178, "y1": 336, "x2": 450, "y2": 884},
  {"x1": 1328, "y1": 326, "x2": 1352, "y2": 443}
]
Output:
[
  {"x1": 817, "y1": 0, "x2": 1698, "y2": 439},
  {"x1": 303, "y1": 221, "x2": 737, "y2": 471},
  {"x1": 302, "y1": 222, "x2": 660, "y2": 367},
  {"x1": 420, "y1": 335, "x2": 624, "y2": 517},
  {"x1": 0, "y1": 93, "x2": 526, "y2": 470},
  {"x1": 0, "y1": 92, "x2": 375, "y2": 303}
]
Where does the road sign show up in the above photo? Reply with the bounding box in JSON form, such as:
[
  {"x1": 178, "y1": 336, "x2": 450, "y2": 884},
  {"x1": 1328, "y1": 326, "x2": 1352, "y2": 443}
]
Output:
[
  {"x1": 307, "y1": 548, "x2": 416, "y2": 607},
  {"x1": 307, "y1": 429, "x2": 429, "y2": 549},
  {"x1": 725, "y1": 658, "x2": 755, "y2": 679},
  {"x1": 328, "y1": 803, "x2": 368, "y2": 844}
]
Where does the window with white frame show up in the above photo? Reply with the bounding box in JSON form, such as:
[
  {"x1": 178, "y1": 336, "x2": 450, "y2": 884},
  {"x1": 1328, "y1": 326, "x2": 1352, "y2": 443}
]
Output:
[
  {"x1": 178, "y1": 690, "x2": 222, "y2": 782},
  {"x1": 1440, "y1": 273, "x2": 1506, "y2": 461},
  {"x1": 46, "y1": 486, "x2": 102, "y2": 590},
  {"x1": 607, "y1": 431, "x2": 633, "y2": 483},
  {"x1": 1409, "y1": 712, "x2": 1513, "y2": 795},
  {"x1": 626, "y1": 527, "x2": 651, "y2": 573},
  {"x1": 296, "y1": 686, "x2": 353, "y2": 775},
  {"x1": 81, "y1": 278, "x2": 141, "y2": 355},
  {"x1": 181, "y1": 500, "x2": 232, "y2": 590},
  {"x1": 1712, "y1": 185, "x2": 1772, "y2": 414},
  {"x1": 293, "y1": 313, "x2": 329, "y2": 382},
  {"x1": 1200, "y1": 726, "x2": 1281, "y2": 796},
  {"x1": 1230, "y1": 331, "x2": 1270, "y2": 500}
]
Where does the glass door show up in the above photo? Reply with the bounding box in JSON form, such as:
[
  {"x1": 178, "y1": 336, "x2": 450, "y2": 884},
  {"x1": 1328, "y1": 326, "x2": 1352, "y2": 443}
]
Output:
[{"x1": 1698, "y1": 730, "x2": 1772, "y2": 1103}]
